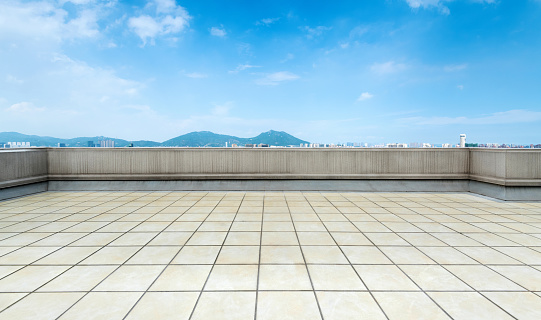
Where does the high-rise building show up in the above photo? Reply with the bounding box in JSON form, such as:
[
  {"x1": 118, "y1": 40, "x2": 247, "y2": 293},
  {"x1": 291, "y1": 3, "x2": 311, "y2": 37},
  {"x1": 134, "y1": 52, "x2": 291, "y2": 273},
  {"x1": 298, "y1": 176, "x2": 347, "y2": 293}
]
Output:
[
  {"x1": 99, "y1": 140, "x2": 115, "y2": 148},
  {"x1": 460, "y1": 134, "x2": 466, "y2": 148}
]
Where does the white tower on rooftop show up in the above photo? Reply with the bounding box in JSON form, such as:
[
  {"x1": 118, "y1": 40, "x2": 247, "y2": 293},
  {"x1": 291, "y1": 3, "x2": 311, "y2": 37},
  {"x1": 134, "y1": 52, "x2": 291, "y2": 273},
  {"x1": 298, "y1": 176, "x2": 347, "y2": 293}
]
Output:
[{"x1": 460, "y1": 134, "x2": 466, "y2": 148}]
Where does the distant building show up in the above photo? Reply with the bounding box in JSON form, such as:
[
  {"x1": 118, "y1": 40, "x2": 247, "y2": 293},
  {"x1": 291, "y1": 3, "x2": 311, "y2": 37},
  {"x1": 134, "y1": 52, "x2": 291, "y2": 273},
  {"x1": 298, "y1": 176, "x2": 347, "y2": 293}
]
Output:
[
  {"x1": 258, "y1": 144, "x2": 269, "y2": 147},
  {"x1": 99, "y1": 140, "x2": 115, "y2": 148},
  {"x1": 245, "y1": 144, "x2": 254, "y2": 148},
  {"x1": 422, "y1": 143, "x2": 432, "y2": 148},
  {"x1": 459, "y1": 134, "x2": 466, "y2": 148},
  {"x1": 58, "y1": 143, "x2": 66, "y2": 148},
  {"x1": 386, "y1": 143, "x2": 408, "y2": 148},
  {"x1": 87, "y1": 141, "x2": 95, "y2": 147},
  {"x1": 442, "y1": 143, "x2": 451, "y2": 148}
]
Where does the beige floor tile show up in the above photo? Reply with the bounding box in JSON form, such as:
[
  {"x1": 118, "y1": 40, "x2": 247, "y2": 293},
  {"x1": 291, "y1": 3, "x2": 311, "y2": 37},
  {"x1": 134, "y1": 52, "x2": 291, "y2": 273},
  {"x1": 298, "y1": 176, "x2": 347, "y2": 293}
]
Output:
[
  {"x1": 216, "y1": 246, "x2": 259, "y2": 264},
  {"x1": 418, "y1": 246, "x2": 477, "y2": 264},
  {"x1": 0, "y1": 266, "x2": 23, "y2": 279},
  {"x1": 260, "y1": 246, "x2": 304, "y2": 264},
  {"x1": 257, "y1": 291, "x2": 322, "y2": 320},
  {"x1": 456, "y1": 246, "x2": 521, "y2": 264},
  {"x1": 397, "y1": 232, "x2": 447, "y2": 246},
  {"x1": 413, "y1": 222, "x2": 455, "y2": 233},
  {"x1": 62, "y1": 221, "x2": 110, "y2": 233},
  {"x1": 192, "y1": 292, "x2": 256, "y2": 320},
  {"x1": 297, "y1": 232, "x2": 335, "y2": 245},
  {"x1": 261, "y1": 232, "x2": 299, "y2": 245},
  {"x1": 94, "y1": 265, "x2": 164, "y2": 291},
  {"x1": 263, "y1": 214, "x2": 292, "y2": 222},
  {"x1": 374, "y1": 292, "x2": 449, "y2": 320},
  {"x1": 230, "y1": 221, "x2": 261, "y2": 231},
  {"x1": 171, "y1": 246, "x2": 220, "y2": 264},
  {"x1": 496, "y1": 246, "x2": 541, "y2": 264},
  {"x1": 234, "y1": 213, "x2": 262, "y2": 221},
  {"x1": 0, "y1": 266, "x2": 69, "y2": 292},
  {"x1": 301, "y1": 246, "x2": 348, "y2": 264},
  {"x1": 125, "y1": 246, "x2": 181, "y2": 264},
  {"x1": 130, "y1": 222, "x2": 170, "y2": 232},
  {"x1": 262, "y1": 221, "x2": 295, "y2": 232},
  {"x1": 258, "y1": 265, "x2": 312, "y2": 290},
  {"x1": 68, "y1": 233, "x2": 121, "y2": 246},
  {"x1": 499, "y1": 233, "x2": 541, "y2": 246},
  {"x1": 29, "y1": 233, "x2": 86, "y2": 246},
  {"x1": 0, "y1": 293, "x2": 26, "y2": 313},
  {"x1": 79, "y1": 246, "x2": 140, "y2": 265},
  {"x1": 0, "y1": 246, "x2": 60, "y2": 265},
  {"x1": 316, "y1": 291, "x2": 386, "y2": 320},
  {"x1": 483, "y1": 292, "x2": 541, "y2": 320},
  {"x1": 39, "y1": 266, "x2": 116, "y2": 292},
  {"x1": 341, "y1": 246, "x2": 393, "y2": 264},
  {"x1": 365, "y1": 233, "x2": 410, "y2": 245},
  {"x1": 380, "y1": 246, "x2": 436, "y2": 264},
  {"x1": 323, "y1": 221, "x2": 358, "y2": 232},
  {"x1": 164, "y1": 221, "x2": 201, "y2": 231},
  {"x1": 432, "y1": 232, "x2": 482, "y2": 246},
  {"x1": 224, "y1": 232, "x2": 260, "y2": 245},
  {"x1": 205, "y1": 265, "x2": 258, "y2": 290},
  {"x1": 185, "y1": 232, "x2": 227, "y2": 245},
  {"x1": 489, "y1": 266, "x2": 541, "y2": 291},
  {"x1": 308, "y1": 265, "x2": 365, "y2": 290},
  {"x1": 465, "y1": 233, "x2": 519, "y2": 246},
  {"x1": 399, "y1": 265, "x2": 472, "y2": 291},
  {"x1": 352, "y1": 221, "x2": 391, "y2": 232},
  {"x1": 125, "y1": 292, "x2": 198, "y2": 320},
  {"x1": 290, "y1": 213, "x2": 319, "y2": 221},
  {"x1": 0, "y1": 292, "x2": 83, "y2": 320},
  {"x1": 34, "y1": 247, "x2": 100, "y2": 265},
  {"x1": 428, "y1": 292, "x2": 513, "y2": 320},
  {"x1": 445, "y1": 265, "x2": 526, "y2": 291},
  {"x1": 147, "y1": 231, "x2": 192, "y2": 245},
  {"x1": 97, "y1": 221, "x2": 139, "y2": 232},
  {"x1": 382, "y1": 222, "x2": 423, "y2": 232},
  {"x1": 197, "y1": 221, "x2": 232, "y2": 231},
  {"x1": 331, "y1": 232, "x2": 371, "y2": 245},
  {"x1": 58, "y1": 292, "x2": 142, "y2": 320},
  {"x1": 354, "y1": 265, "x2": 419, "y2": 290},
  {"x1": 108, "y1": 232, "x2": 158, "y2": 246},
  {"x1": 293, "y1": 221, "x2": 327, "y2": 232},
  {"x1": 150, "y1": 265, "x2": 212, "y2": 291}
]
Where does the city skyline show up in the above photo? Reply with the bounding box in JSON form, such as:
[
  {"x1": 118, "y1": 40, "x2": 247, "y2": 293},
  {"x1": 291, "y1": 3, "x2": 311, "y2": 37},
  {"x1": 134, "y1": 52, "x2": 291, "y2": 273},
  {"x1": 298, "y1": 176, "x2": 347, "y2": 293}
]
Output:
[{"x1": 1, "y1": 0, "x2": 541, "y2": 144}]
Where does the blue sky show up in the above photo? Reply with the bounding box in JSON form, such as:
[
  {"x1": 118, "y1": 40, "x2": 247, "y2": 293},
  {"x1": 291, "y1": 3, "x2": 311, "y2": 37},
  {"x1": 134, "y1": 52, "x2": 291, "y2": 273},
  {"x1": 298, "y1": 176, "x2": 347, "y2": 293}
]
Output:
[{"x1": 1, "y1": 0, "x2": 540, "y2": 144}]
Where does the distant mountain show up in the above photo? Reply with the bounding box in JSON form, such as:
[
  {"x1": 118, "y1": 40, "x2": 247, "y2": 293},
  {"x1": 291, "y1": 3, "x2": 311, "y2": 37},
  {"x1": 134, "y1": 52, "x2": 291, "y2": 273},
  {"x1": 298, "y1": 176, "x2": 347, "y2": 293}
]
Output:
[
  {"x1": 0, "y1": 130, "x2": 309, "y2": 147},
  {"x1": 162, "y1": 130, "x2": 309, "y2": 147}
]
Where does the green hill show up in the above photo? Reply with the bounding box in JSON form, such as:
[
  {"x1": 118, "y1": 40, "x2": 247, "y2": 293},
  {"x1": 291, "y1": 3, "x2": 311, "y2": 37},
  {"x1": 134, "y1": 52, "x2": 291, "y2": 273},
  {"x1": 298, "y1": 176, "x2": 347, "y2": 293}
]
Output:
[{"x1": 0, "y1": 130, "x2": 309, "y2": 147}]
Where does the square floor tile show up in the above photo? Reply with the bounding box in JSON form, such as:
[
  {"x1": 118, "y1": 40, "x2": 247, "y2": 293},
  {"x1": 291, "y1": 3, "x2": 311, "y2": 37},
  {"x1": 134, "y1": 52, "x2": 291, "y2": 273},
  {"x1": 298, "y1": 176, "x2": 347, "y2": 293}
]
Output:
[
  {"x1": 215, "y1": 246, "x2": 260, "y2": 264},
  {"x1": 205, "y1": 265, "x2": 258, "y2": 290},
  {"x1": 399, "y1": 265, "x2": 472, "y2": 291},
  {"x1": 171, "y1": 246, "x2": 220, "y2": 264},
  {"x1": 428, "y1": 292, "x2": 513, "y2": 320},
  {"x1": 125, "y1": 292, "x2": 199, "y2": 320},
  {"x1": 93, "y1": 265, "x2": 164, "y2": 291},
  {"x1": 354, "y1": 265, "x2": 419, "y2": 290},
  {"x1": 38, "y1": 266, "x2": 116, "y2": 292},
  {"x1": 223, "y1": 232, "x2": 260, "y2": 245},
  {"x1": 373, "y1": 292, "x2": 449, "y2": 320},
  {"x1": 444, "y1": 265, "x2": 526, "y2": 291},
  {"x1": 192, "y1": 292, "x2": 256, "y2": 320},
  {"x1": 58, "y1": 292, "x2": 143, "y2": 320},
  {"x1": 150, "y1": 265, "x2": 212, "y2": 291},
  {"x1": 301, "y1": 246, "x2": 348, "y2": 264},
  {"x1": 316, "y1": 291, "x2": 386, "y2": 320},
  {"x1": 260, "y1": 246, "x2": 304, "y2": 264},
  {"x1": 256, "y1": 291, "x2": 322, "y2": 320},
  {"x1": 340, "y1": 246, "x2": 393, "y2": 264},
  {"x1": 0, "y1": 292, "x2": 84, "y2": 320},
  {"x1": 258, "y1": 265, "x2": 312, "y2": 290},
  {"x1": 308, "y1": 265, "x2": 365, "y2": 290}
]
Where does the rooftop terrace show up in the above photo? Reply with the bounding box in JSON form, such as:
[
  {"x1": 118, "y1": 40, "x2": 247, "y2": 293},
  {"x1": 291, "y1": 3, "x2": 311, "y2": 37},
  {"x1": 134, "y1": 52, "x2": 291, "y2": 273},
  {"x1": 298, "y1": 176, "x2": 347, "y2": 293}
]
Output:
[{"x1": 1, "y1": 191, "x2": 541, "y2": 319}]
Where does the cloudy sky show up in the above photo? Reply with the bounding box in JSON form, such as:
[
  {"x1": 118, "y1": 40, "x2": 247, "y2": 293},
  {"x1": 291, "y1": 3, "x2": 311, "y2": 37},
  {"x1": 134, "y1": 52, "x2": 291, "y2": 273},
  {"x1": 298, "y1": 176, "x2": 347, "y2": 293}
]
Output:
[{"x1": 1, "y1": 0, "x2": 540, "y2": 144}]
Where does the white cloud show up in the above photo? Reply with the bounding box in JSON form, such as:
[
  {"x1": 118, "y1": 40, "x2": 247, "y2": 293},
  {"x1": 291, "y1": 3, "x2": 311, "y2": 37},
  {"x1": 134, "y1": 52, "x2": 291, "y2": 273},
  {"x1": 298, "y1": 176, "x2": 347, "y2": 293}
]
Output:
[
  {"x1": 405, "y1": 0, "x2": 496, "y2": 14},
  {"x1": 457, "y1": 84, "x2": 464, "y2": 90},
  {"x1": 357, "y1": 92, "x2": 374, "y2": 101},
  {"x1": 370, "y1": 61, "x2": 408, "y2": 74},
  {"x1": 209, "y1": 26, "x2": 226, "y2": 37},
  {"x1": 280, "y1": 53, "x2": 295, "y2": 63},
  {"x1": 256, "y1": 17, "x2": 280, "y2": 26},
  {"x1": 6, "y1": 75, "x2": 24, "y2": 84},
  {"x1": 228, "y1": 64, "x2": 260, "y2": 74},
  {"x1": 128, "y1": 0, "x2": 191, "y2": 45},
  {"x1": 0, "y1": 1, "x2": 100, "y2": 43},
  {"x1": 212, "y1": 102, "x2": 233, "y2": 116},
  {"x1": 301, "y1": 26, "x2": 332, "y2": 39},
  {"x1": 444, "y1": 63, "x2": 468, "y2": 72},
  {"x1": 185, "y1": 72, "x2": 208, "y2": 79},
  {"x1": 255, "y1": 71, "x2": 300, "y2": 86},
  {"x1": 6, "y1": 102, "x2": 45, "y2": 113},
  {"x1": 400, "y1": 109, "x2": 541, "y2": 126}
]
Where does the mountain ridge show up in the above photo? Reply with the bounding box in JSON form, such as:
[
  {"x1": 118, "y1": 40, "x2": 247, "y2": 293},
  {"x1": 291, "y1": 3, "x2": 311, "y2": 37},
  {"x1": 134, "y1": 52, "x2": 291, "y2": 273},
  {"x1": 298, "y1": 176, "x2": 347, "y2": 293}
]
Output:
[{"x1": 0, "y1": 130, "x2": 309, "y2": 147}]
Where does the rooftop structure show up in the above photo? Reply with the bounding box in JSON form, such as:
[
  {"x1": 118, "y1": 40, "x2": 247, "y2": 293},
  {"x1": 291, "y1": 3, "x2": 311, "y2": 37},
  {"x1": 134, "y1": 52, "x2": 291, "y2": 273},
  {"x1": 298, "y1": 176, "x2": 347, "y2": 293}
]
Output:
[{"x1": 0, "y1": 148, "x2": 540, "y2": 318}]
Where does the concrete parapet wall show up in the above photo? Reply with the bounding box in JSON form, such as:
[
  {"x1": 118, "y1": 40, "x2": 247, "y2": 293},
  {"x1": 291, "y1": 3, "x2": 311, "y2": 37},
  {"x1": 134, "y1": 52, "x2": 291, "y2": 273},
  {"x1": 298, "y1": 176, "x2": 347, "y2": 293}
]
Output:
[
  {"x1": 0, "y1": 149, "x2": 48, "y2": 189},
  {"x1": 1, "y1": 148, "x2": 540, "y2": 200},
  {"x1": 47, "y1": 148, "x2": 470, "y2": 180}
]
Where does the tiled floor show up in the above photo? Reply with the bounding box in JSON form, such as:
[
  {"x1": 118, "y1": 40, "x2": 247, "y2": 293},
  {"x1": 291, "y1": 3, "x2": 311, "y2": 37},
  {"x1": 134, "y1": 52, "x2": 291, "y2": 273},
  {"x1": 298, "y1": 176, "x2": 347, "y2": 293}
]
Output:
[{"x1": 0, "y1": 191, "x2": 541, "y2": 319}]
